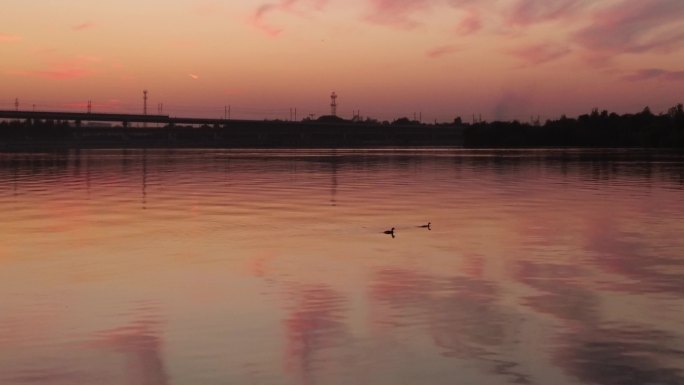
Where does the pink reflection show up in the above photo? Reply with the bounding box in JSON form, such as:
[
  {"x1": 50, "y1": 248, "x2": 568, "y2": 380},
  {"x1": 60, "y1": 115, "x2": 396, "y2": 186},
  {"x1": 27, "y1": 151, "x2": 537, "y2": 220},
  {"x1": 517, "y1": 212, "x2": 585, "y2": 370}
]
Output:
[
  {"x1": 283, "y1": 284, "x2": 348, "y2": 385},
  {"x1": 515, "y1": 261, "x2": 598, "y2": 326},
  {"x1": 585, "y1": 217, "x2": 684, "y2": 294},
  {"x1": 369, "y1": 267, "x2": 530, "y2": 383},
  {"x1": 89, "y1": 318, "x2": 168, "y2": 385}
]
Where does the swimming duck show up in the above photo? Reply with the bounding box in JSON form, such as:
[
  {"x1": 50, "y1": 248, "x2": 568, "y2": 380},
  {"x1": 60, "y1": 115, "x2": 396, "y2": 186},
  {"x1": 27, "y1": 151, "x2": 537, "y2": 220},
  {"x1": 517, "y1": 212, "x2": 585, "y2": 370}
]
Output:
[{"x1": 419, "y1": 222, "x2": 431, "y2": 230}]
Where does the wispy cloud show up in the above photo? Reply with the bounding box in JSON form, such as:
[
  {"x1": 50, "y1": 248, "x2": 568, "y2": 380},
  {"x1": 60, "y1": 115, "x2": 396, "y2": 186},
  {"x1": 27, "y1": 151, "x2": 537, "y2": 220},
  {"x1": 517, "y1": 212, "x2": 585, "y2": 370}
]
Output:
[
  {"x1": 189, "y1": 74, "x2": 199, "y2": 80},
  {"x1": 361, "y1": 0, "x2": 584, "y2": 32},
  {"x1": 574, "y1": 0, "x2": 684, "y2": 56},
  {"x1": 426, "y1": 44, "x2": 460, "y2": 58},
  {"x1": 251, "y1": 0, "x2": 328, "y2": 36},
  {"x1": 455, "y1": 13, "x2": 482, "y2": 35},
  {"x1": 364, "y1": 0, "x2": 432, "y2": 29},
  {"x1": 9, "y1": 55, "x2": 101, "y2": 80},
  {"x1": 0, "y1": 34, "x2": 21, "y2": 42},
  {"x1": 72, "y1": 22, "x2": 96, "y2": 31},
  {"x1": 624, "y1": 68, "x2": 684, "y2": 82},
  {"x1": 12, "y1": 67, "x2": 92, "y2": 80},
  {"x1": 508, "y1": 43, "x2": 571, "y2": 66},
  {"x1": 506, "y1": 0, "x2": 588, "y2": 26}
]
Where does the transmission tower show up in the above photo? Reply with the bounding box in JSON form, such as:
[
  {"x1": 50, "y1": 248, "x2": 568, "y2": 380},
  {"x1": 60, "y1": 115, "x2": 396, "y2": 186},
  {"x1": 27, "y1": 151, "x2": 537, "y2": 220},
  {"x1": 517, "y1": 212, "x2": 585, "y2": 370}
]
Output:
[
  {"x1": 330, "y1": 92, "x2": 337, "y2": 117},
  {"x1": 143, "y1": 90, "x2": 148, "y2": 115}
]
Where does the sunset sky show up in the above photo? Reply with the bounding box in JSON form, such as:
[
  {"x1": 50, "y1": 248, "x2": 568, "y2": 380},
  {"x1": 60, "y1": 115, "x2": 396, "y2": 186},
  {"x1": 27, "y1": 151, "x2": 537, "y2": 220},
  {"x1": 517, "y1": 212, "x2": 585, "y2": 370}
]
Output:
[{"x1": 1, "y1": 0, "x2": 683, "y2": 121}]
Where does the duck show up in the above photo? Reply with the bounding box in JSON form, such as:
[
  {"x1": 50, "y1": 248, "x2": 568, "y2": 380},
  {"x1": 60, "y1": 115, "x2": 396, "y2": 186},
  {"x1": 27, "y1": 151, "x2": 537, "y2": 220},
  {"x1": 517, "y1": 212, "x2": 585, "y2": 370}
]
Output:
[
  {"x1": 383, "y1": 227, "x2": 395, "y2": 237},
  {"x1": 419, "y1": 222, "x2": 431, "y2": 230}
]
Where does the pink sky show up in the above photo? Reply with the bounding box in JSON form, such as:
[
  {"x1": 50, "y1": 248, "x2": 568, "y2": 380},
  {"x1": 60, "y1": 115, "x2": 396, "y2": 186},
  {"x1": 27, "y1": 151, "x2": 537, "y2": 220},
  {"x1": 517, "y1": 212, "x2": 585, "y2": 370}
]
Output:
[{"x1": 1, "y1": 0, "x2": 683, "y2": 121}]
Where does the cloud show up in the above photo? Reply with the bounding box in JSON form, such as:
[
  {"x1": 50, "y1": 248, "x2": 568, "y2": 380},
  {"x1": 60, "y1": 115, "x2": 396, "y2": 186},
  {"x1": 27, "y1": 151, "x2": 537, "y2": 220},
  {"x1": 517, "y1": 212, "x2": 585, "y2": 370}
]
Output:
[
  {"x1": 508, "y1": 43, "x2": 571, "y2": 65},
  {"x1": 251, "y1": 0, "x2": 328, "y2": 36},
  {"x1": 624, "y1": 68, "x2": 684, "y2": 82},
  {"x1": 72, "y1": 22, "x2": 96, "y2": 31},
  {"x1": 574, "y1": 0, "x2": 684, "y2": 56},
  {"x1": 455, "y1": 13, "x2": 482, "y2": 35},
  {"x1": 13, "y1": 67, "x2": 92, "y2": 80},
  {"x1": 364, "y1": 0, "x2": 432, "y2": 29},
  {"x1": 506, "y1": 0, "x2": 588, "y2": 26},
  {"x1": 426, "y1": 44, "x2": 460, "y2": 58},
  {"x1": 189, "y1": 74, "x2": 199, "y2": 79},
  {"x1": 9, "y1": 55, "x2": 100, "y2": 80},
  {"x1": 0, "y1": 34, "x2": 21, "y2": 42}
]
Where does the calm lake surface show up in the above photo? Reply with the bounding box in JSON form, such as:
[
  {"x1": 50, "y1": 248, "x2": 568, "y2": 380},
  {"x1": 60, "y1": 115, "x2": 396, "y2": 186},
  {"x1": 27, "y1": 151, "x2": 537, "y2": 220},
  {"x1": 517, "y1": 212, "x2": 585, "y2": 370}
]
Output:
[{"x1": 1, "y1": 149, "x2": 684, "y2": 385}]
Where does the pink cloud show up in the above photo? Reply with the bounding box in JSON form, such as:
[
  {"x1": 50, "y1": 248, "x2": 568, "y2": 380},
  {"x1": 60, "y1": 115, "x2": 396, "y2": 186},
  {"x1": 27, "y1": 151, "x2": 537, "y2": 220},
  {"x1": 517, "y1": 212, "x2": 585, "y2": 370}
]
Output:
[
  {"x1": 9, "y1": 55, "x2": 101, "y2": 80},
  {"x1": 426, "y1": 44, "x2": 460, "y2": 58},
  {"x1": 13, "y1": 67, "x2": 92, "y2": 80},
  {"x1": 508, "y1": 43, "x2": 571, "y2": 65},
  {"x1": 251, "y1": 0, "x2": 328, "y2": 36},
  {"x1": 455, "y1": 13, "x2": 482, "y2": 35},
  {"x1": 506, "y1": 0, "x2": 587, "y2": 26},
  {"x1": 0, "y1": 34, "x2": 21, "y2": 42},
  {"x1": 447, "y1": 0, "x2": 492, "y2": 35},
  {"x1": 72, "y1": 22, "x2": 96, "y2": 31},
  {"x1": 624, "y1": 68, "x2": 684, "y2": 82},
  {"x1": 364, "y1": 0, "x2": 432, "y2": 29},
  {"x1": 574, "y1": 0, "x2": 684, "y2": 56}
]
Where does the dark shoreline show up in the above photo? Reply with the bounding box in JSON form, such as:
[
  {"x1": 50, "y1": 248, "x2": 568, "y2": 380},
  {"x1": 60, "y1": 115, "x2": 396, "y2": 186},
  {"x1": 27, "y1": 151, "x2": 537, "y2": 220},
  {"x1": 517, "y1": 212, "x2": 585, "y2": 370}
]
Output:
[
  {"x1": 0, "y1": 121, "x2": 464, "y2": 150},
  {"x1": 1, "y1": 104, "x2": 683, "y2": 150}
]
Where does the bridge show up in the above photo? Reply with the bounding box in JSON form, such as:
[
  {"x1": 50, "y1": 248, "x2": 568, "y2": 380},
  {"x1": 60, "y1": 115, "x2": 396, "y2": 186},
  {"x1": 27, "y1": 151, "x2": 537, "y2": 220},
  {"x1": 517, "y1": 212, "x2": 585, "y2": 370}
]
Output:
[
  {"x1": 0, "y1": 109, "x2": 464, "y2": 149},
  {"x1": 0, "y1": 109, "x2": 244, "y2": 126}
]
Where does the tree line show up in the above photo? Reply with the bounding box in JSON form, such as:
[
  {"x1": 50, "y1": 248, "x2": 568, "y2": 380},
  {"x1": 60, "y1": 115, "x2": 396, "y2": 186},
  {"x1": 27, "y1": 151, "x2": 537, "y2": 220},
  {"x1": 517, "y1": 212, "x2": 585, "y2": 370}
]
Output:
[{"x1": 460, "y1": 104, "x2": 684, "y2": 148}]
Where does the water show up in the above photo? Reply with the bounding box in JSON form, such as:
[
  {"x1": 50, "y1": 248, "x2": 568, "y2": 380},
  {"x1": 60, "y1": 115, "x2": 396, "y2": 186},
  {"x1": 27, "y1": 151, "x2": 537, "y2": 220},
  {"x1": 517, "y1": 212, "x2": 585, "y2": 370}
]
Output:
[{"x1": 1, "y1": 149, "x2": 683, "y2": 385}]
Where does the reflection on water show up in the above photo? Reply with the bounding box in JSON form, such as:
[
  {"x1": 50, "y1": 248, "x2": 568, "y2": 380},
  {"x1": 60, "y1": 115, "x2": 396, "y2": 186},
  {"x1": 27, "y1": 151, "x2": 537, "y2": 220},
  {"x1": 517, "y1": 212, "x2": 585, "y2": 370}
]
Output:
[
  {"x1": 90, "y1": 320, "x2": 168, "y2": 385},
  {"x1": 1, "y1": 149, "x2": 684, "y2": 385}
]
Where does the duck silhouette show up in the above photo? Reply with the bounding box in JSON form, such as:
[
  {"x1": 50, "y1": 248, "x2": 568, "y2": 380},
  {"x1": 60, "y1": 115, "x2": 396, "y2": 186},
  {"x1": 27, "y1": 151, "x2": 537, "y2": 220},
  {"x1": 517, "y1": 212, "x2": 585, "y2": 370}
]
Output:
[
  {"x1": 419, "y1": 222, "x2": 431, "y2": 230},
  {"x1": 383, "y1": 227, "x2": 395, "y2": 238}
]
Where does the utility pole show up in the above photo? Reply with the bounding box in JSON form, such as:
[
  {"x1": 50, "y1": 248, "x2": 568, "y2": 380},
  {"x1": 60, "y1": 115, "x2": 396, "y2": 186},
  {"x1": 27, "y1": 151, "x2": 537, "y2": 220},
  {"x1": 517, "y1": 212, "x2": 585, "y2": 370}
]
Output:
[
  {"x1": 143, "y1": 90, "x2": 148, "y2": 115},
  {"x1": 15, "y1": 98, "x2": 19, "y2": 111},
  {"x1": 143, "y1": 90, "x2": 148, "y2": 128},
  {"x1": 87, "y1": 100, "x2": 92, "y2": 114}
]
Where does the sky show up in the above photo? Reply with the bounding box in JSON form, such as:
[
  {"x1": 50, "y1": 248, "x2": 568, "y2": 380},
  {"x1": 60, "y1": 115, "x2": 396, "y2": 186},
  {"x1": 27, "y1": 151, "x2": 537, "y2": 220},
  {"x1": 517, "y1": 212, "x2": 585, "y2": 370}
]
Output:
[{"x1": 1, "y1": 0, "x2": 683, "y2": 122}]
